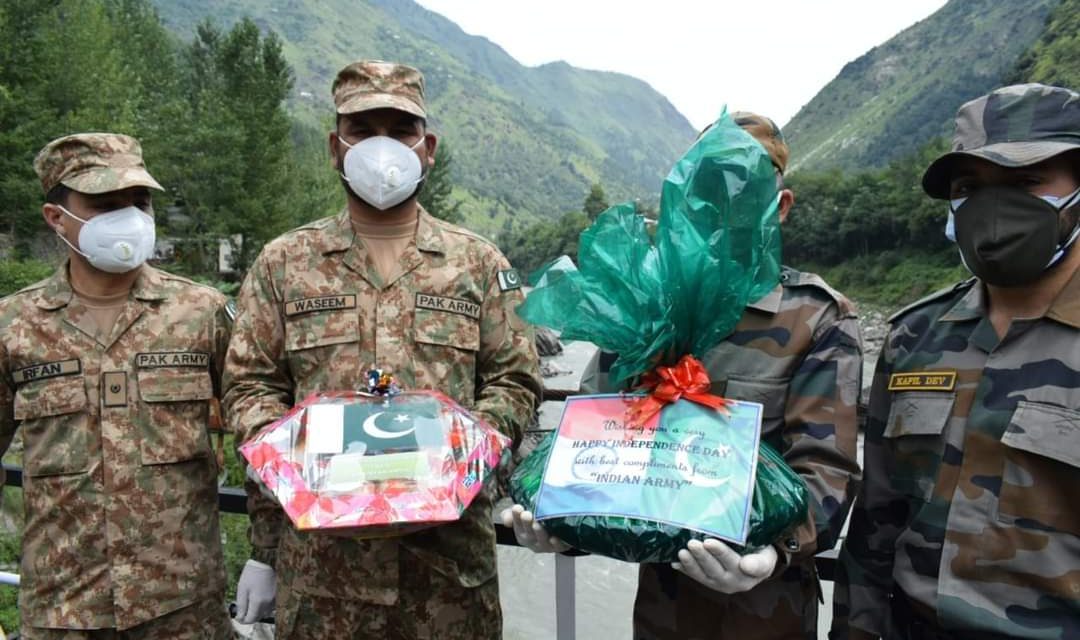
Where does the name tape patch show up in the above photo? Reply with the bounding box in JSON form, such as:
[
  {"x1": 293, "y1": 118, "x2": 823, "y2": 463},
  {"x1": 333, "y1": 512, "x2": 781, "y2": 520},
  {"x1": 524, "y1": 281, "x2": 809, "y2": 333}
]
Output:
[
  {"x1": 136, "y1": 352, "x2": 210, "y2": 368},
  {"x1": 888, "y1": 370, "x2": 957, "y2": 392},
  {"x1": 415, "y1": 293, "x2": 481, "y2": 320},
  {"x1": 497, "y1": 269, "x2": 522, "y2": 291},
  {"x1": 13, "y1": 359, "x2": 81, "y2": 384},
  {"x1": 284, "y1": 294, "x2": 357, "y2": 317}
]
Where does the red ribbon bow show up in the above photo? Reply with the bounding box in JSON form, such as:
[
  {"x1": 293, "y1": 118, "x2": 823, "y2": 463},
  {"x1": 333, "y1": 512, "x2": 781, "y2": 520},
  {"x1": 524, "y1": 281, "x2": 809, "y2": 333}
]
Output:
[{"x1": 624, "y1": 355, "x2": 731, "y2": 428}]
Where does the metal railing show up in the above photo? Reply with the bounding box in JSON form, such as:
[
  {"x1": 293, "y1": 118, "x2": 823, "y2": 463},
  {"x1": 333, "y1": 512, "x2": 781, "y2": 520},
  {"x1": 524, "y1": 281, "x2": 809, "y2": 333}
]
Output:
[{"x1": 0, "y1": 464, "x2": 839, "y2": 639}]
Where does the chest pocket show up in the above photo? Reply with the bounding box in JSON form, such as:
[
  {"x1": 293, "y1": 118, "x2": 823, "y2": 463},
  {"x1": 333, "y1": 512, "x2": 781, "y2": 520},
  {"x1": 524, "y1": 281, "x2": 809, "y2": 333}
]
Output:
[
  {"x1": 284, "y1": 310, "x2": 361, "y2": 387},
  {"x1": 997, "y1": 401, "x2": 1080, "y2": 536},
  {"x1": 15, "y1": 375, "x2": 90, "y2": 477},
  {"x1": 883, "y1": 391, "x2": 954, "y2": 502},
  {"x1": 724, "y1": 377, "x2": 788, "y2": 441},
  {"x1": 413, "y1": 308, "x2": 480, "y2": 352},
  {"x1": 137, "y1": 368, "x2": 213, "y2": 465},
  {"x1": 411, "y1": 308, "x2": 480, "y2": 400}
]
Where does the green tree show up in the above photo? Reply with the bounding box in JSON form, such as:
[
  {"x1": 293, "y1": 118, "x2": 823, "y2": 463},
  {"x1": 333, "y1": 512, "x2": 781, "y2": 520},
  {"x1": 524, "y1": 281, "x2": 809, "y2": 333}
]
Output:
[
  {"x1": 165, "y1": 17, "x2": 295, "y2": 275},
  {"x1": 583, "y1": 183, "x2": 609, "y2": 220},
  {"x1": 419, "y1": 141, "x2": 463, "y2": 224}
]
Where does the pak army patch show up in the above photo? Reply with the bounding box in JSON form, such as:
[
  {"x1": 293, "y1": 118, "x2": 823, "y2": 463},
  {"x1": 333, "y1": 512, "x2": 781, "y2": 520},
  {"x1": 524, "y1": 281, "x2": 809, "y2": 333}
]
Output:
[
  {"x1": 136, "y1": 352, "x2": 210, "y2": 368},
  {"x1": 888, "y1": 370, "x2": 957, "y2": 392},
  {"x1": 497, "y1": 269, "x2": 522, "y2": 291},
  {"x1": 415, "y1": 293, "x2": 481, "y2": 320}
]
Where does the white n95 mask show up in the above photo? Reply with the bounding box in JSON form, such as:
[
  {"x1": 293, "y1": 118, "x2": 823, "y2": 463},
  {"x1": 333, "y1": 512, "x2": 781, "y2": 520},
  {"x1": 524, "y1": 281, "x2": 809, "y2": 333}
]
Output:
[
  {"x1": 339, "y1": 135, "x2": 425, "y2": 210},
  {"x1": 56, "y1": 205, "x2": 156, "y2": 273}
]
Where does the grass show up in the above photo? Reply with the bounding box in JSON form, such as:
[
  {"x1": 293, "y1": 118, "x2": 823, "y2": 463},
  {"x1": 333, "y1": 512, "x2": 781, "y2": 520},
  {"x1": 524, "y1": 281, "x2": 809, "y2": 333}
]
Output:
[{"x1": 796, "y1": 249, "x2": 969, "y2": 313}]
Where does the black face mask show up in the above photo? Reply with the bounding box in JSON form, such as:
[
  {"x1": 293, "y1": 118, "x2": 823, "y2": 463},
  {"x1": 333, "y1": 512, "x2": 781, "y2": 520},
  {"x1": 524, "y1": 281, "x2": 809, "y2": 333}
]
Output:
[{"x1": 952, "y1": 185, "x2": 1078, "y2": 287}]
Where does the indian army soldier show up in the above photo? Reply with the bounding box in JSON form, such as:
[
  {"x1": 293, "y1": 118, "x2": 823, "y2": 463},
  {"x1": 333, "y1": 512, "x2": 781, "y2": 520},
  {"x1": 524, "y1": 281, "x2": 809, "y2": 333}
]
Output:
[
  {"x1": 832, "y1": 84, "x2": 1080, "y2": 639},
  {"x1": 223, "y1": 60, "x2": 542, "y2": 636},
  {"x1": 0, "y1": 133, "x2": 233, "y2": 638},
  {"x1": 505, "y1": 112, "x2": 864, "y2": 639}
]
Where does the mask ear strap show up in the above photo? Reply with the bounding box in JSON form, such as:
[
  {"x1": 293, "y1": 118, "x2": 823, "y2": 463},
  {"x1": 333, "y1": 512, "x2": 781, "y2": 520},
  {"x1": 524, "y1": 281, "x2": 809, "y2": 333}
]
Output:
[{"x1": 54, "y1": 226, "x2": 90, "y2": 260}]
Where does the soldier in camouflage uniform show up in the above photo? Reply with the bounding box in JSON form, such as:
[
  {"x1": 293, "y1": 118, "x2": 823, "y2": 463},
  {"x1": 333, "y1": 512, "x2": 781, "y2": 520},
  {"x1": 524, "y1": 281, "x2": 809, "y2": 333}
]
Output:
[
  {"x1": 506, "y1": 112, "x2": 864, "y2": 639},
  {"x1": 0, "y1": 134, "x2": 233, "y2": 638},
  {"x1": 832, "y1": 83, "x2": 1080, "y2": 639},
  {"x1": 222, "y1": 60, "x2": 542, "y2": 637}
]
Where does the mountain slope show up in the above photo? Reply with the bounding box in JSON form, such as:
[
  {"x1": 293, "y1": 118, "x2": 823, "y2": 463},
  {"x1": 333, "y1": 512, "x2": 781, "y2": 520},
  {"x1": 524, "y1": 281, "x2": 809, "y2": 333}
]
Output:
[
  {"x1": 1010, "y1": 0, "x2": 1080, "y2": 88},
  {"x1": 152, "y1": 0, "x2": 696, "y2": 234},
  {"x1": 783, "y1": 0, "x2": 1059, "y2": 173}
]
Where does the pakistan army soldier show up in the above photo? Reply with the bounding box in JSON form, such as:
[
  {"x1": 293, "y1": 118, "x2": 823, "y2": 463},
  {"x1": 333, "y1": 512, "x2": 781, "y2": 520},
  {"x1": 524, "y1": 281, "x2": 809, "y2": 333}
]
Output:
[
  {"x1": 505, "y1": 112, "x2": 864, "y2": 640},
  {"x1": 0, "y1": 133, "x2": 233, "y2": 638},
  {"x1": 223, "y1": 60, "x2": 543, "y2": 636},
  {"x1": 832, "y1": 83, "x2": 1080, "y2": 639}
]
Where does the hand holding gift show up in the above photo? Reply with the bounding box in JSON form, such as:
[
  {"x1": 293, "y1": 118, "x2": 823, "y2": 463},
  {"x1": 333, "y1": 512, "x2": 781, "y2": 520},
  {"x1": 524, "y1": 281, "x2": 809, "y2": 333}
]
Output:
[
  {"x1": 673, "y1": 539, "x2": 778, "y2": 594},
  {"x1": 500, "y1": 504, "x2": 570, "y2": 553}
]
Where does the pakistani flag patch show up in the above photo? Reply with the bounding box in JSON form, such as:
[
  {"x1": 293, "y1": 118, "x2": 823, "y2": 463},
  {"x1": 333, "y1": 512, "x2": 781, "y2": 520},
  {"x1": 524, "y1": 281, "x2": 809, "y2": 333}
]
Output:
[{"x1": 497, "y1": 268, "x2": 522, "y2": 291}]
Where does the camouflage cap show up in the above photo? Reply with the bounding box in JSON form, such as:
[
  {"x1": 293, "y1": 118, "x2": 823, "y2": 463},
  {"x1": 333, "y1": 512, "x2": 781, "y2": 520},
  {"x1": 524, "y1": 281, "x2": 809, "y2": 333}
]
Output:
[
  {"x1": 332, "y1": 60, "x2": 426, "y2": 119},
  {"x1": 732, "y1": 111, "x2": 790, "y2": 175},
  {"x1": 922, "y1": 83, "x2": 1080, "y2": 198},
  {"x1": 34, "y1": 132, "x2": 163, "y2": 195}
]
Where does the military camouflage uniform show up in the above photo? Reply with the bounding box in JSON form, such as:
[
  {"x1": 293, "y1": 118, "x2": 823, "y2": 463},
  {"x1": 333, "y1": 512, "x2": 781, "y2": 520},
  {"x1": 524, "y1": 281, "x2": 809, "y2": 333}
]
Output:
[
  {"x1": 0, "y1": 132, "x2": 232, "y2": 638},
  {"x1": 833, "y1": 275, "x2": 1080, "y2": 639},
  {"x1": 222, "y1": 206, "x2": 542, "y2": 637},
  {"x1": 833, "y1": 82, "x2": 1080, "y2": 640},
  {"x1": 581, "y1": 266, "x2": 863, "y2": 640},
  {"x1": 0, "y1": 264, "x2": 233, "y2": 636}
]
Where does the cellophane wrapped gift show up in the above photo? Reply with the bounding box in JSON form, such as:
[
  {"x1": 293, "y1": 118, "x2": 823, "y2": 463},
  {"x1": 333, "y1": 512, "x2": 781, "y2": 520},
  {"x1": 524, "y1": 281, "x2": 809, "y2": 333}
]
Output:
[
  {"x1": 509, "y1": 109, "x2": 809, "y2": 562},
  {"x1": 240, "y1": 390, "x2": 510, "y2": 537}
]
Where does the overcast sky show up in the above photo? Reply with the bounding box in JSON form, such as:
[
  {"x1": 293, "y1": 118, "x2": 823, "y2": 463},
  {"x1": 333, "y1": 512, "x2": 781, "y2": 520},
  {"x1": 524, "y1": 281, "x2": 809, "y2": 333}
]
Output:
[{"x1": 414, "y1": 0, "x2": 949, "y2": 129}]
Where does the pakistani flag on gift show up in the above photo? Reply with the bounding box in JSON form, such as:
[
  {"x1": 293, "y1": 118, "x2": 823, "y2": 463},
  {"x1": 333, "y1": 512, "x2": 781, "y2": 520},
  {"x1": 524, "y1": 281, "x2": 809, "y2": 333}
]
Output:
[
  {"x1": 535, "y1": 395, "x2": 763, "y2": 544},
  {"x1": 334, "y1": 396, "x2": 444, "y2": 454}
]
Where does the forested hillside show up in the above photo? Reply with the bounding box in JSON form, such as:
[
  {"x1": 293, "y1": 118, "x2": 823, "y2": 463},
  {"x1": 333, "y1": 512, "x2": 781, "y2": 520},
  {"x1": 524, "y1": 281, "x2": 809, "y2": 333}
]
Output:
[
  {"x1": 783, "y1": 0, "x2": 1058, "y2": 173},
  {"x1": 151, "y1": 0, "x2": 696, "y2": 234}
]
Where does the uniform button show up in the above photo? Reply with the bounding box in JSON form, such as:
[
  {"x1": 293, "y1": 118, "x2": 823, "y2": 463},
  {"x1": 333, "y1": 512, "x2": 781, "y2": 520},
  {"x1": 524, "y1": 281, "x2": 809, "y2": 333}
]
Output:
[{"x1": 784, "y1": 538, "x2": 799, "y2": 552}]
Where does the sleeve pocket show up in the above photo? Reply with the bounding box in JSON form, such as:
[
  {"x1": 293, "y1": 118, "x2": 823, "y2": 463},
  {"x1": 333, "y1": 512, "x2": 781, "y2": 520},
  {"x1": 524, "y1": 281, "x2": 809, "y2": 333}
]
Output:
[{"x1": 725, "y1": 377, "x2": 788, "y2": 418}]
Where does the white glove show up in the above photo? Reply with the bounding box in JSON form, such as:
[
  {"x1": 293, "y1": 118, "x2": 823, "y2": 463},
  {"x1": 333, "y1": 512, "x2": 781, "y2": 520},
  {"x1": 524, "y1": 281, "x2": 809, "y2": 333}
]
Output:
[
  {"x1": 500, "y1": 504, "x2": 570, "y2": 553},
  {"x1": 235, "y1": 559, "x2": 276, "y2": 624},
  {"x1": 673, "y1": 539, "x2": 777, "y2": 594}
]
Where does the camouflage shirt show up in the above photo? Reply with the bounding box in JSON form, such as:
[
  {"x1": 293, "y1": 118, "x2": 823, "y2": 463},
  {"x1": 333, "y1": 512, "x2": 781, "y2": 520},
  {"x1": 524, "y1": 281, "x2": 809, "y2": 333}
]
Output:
[
  {"x1": 833, "y1": 270, "x2": 1080, "y2": 639},
  {"x1": 0, "y1": 264, "x2": 230, "y2": 630},
  {"x1": 222, "y1": 207, "x2": 542, "y2": 602},
  {"x1": 583, "y1": 266, "x2": 863, "y2": 638}
]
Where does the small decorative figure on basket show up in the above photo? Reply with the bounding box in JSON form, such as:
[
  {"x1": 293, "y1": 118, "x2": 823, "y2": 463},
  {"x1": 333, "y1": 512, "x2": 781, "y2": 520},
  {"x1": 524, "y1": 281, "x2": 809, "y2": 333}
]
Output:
[{"x1": 365, "y1": 368, "x2": 401, "y2": 397}]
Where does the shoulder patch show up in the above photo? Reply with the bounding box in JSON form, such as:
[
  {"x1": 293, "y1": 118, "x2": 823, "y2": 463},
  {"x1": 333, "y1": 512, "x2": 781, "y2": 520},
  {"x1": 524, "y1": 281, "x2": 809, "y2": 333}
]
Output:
[
  {"x1": 497, "y1": 269, "x2": 522, "y2": 291},
  {"x1": 887, "y1": 278, "x2": 976, "y2": 324},
  {"x1": 781, "y1": 268, "x2": 856, "y2": 316}
]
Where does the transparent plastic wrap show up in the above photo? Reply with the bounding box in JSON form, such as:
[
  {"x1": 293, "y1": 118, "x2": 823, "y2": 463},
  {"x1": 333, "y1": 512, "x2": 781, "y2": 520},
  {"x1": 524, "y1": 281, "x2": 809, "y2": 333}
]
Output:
[
  {"x1": 240, "y1": 390, "x2": 510, "y2": 536},
  {"x1": 509, "y1": 395, "x2": 808, "y2": 563},
  {"x1": 509, "y1": 110, "x2": 807, "y2": 561}
]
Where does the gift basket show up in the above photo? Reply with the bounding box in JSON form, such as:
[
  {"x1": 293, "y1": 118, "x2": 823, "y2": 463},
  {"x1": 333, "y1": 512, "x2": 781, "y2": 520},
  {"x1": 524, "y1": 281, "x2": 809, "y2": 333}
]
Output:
[
  {"x1": 509, "y1": 110, "x2": 809, "y2": 562},
  {"x1": 240, "y1": 376, "x2": 510, "y2": 537}
]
